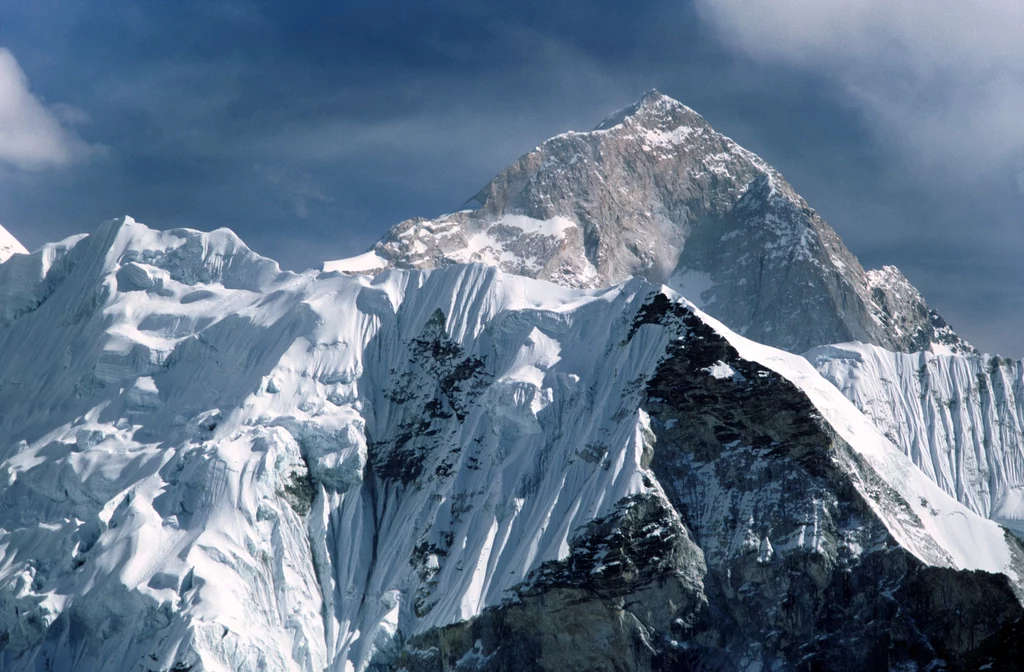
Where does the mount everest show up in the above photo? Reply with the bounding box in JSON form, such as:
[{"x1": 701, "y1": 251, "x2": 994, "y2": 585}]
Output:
[
  {"x1": 360, "y1": 91, "x2": 971, "y2": 356},
  {"x1": 1, "y1": 93, "x2": 1023, "y2": 671}
]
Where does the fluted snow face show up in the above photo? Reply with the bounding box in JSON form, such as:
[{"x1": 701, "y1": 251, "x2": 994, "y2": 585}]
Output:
[
  {"x1": 0, "y1": 224, "x2": 27, "y2": 263},
  {"x1": 0, "y1": 219, "x2": 1016, "y2": 671},
  {"x1": 809, "y1": 342, "x2": 1024, "y2": 536},
  {"x1": 0, "y1": 218, "x2": 681, "y2": 671},
  {"x1": 341, "y1": 91, "x2": 971, "y2": 355}
]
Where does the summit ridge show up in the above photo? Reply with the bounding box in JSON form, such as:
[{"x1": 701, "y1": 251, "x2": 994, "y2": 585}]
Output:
[
  {"x1": 337, "y1": 92, "x2": 972, "y2": 355},
  {"x1": 592, "y1": 88, "x2": 706, "y2": 132}
]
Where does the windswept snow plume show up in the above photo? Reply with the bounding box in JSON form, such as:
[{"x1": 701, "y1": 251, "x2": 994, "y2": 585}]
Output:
[{"x1": 1, "y1": 217, "x2": 1021, "y2": 671}]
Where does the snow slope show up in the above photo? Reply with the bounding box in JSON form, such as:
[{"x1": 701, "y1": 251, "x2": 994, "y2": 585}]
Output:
[
  {"x1": 808, "y1": 342, "x2": 1024, "y2": 536},
  {"x1": 0, "y1": 218, "x2": 1019, "y2": 671},
  {"x1": 0, "y1": 224, "x2": 27, "y2": 263}
]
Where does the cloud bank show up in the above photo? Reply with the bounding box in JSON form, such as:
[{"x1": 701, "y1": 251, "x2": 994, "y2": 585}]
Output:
[
  {"x1": 694, "y1": 0, "x2": 1024, "y2": 183},
  {"x1": 0, "y1": 48, "x2": 100, "y2": 171}
]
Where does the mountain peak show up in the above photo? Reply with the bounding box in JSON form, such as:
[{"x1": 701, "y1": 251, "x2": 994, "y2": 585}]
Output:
[
  {"x1": 593, "y1": 89, "x2": 704, "y2": 132},
  {"x1": 0, "y1": 223, "x2": 28, "y2": 263},
  {"x1": 341, "y1": 95, "x2": 969, "y2": 355}
]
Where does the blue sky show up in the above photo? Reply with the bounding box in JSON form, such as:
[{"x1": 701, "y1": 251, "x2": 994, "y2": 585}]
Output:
[{"x1": 1, "y1": 1, "x2": 1022, "y2": 355}]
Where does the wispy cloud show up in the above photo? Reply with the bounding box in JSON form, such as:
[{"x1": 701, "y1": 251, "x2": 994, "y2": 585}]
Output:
[
  {"x1": 258, "y1": 165, "x2": 333, "y2": 219},
  {"x1": 694, "y1": 1, "x2": 1024, "y2": 184},
  {"x1": 0, "y1": 49, "x2": 103, "y2": 171}
]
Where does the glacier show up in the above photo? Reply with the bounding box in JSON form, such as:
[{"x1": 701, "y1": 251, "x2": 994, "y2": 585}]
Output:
[{"x1": 1, "y1": 217, "x2": 1022, "y2": 671}]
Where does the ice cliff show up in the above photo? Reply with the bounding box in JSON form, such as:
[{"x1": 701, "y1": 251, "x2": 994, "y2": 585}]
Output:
[{"x1": 809, "y1": 342, "x2": 1024, "y2": 539}]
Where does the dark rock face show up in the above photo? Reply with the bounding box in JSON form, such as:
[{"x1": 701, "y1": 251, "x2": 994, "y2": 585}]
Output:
[
  {"x1": 956, "y1": 616, "x2": 1024, "y2": 671},
  {"x1": 369, "y1": 307, "x2": 491, "y2": 485},
  {"x1": 642, "y1": 299, "x2": 1021, "y2": 670},
  {"x1": 865, "y1": 266, "x2": 976, "y2": 356},
  {"x1": 395, "y1": 495, "x2": 707, "y2": 672},
  {"x1": 366, "y1": 92, "x2": 972, "y2": 355},
  {"x1": 385, "y1": 295, "x2": 1022, "y2": 671}
]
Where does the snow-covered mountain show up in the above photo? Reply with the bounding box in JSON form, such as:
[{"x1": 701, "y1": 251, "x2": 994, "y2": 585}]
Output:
[
  {"x1": 808, "y1": 343, "x2": 1024, "y2": 538},
  {"x1": 346, "y1": 91, "x2": 972, "y2": 356},
  {"x1": 1, "y1": 217, "x2": 1021, "y2": 671},
  {"x1": 0, "y1": 224, "x2": 27, "y2": 263}
]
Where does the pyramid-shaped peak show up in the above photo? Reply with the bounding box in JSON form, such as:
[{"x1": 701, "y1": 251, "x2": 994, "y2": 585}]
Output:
[
  {"x1": 637, "y1": 89, "x2": 685, "y2": 109},
  {"x1": 0, "y1": 224, "x2": 28, "y2": 263},
  {"x1": 593, "y1": 89, "x2": 705, "y2": 132}
]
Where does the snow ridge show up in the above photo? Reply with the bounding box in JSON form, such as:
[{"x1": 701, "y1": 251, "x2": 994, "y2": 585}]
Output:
[
  {"x1": 0, "y1": 224, "x2": 28, "y2": 263},
  {"x1": 0, "y1": 218, "x2": 1019, "y2": 671}
]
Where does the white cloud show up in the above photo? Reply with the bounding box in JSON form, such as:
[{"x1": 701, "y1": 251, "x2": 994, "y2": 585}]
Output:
[
  {"x1": 695, "y1": 0, "x2": 1024, "y2": 181},
  {"x1": 0, "y1": 48, "x2": 101, "y2": 171}
]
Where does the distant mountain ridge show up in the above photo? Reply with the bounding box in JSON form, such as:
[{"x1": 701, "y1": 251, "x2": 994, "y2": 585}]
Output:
[{"x1": 341, "y1": 91, "x2": 973, "y2": 355}]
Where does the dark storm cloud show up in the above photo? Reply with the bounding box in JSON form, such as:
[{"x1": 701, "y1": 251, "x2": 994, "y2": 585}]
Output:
[{"x1": 0, "y1": 0, "x2": 1020, "y2": 355}]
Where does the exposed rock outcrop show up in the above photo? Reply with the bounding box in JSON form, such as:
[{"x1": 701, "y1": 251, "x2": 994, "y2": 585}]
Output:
[{"x1": 353, "y1": 91, "x2": 972, "y2": 355}]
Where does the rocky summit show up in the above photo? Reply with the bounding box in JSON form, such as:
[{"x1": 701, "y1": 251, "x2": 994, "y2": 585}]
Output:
[
  {"x1": 353, "y1": 91, "x2": 974, "y2": 356},
  {"x1": 1, "y1": 93, "x2": 1022, "y2": 672}
]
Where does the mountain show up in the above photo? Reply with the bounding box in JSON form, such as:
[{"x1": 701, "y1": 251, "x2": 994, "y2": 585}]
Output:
[
  {"x1": 1, "y1": 217, "x2": 1022, "y2": 671},
  {"x1": 346, "y1": 91, "x2": 973, "y2": 355},
  {"x1": 0, "y1": 224, "x2": 27, "y2": 263},
  {"x1": 808, "y1": 342, "x2": 1024, "y2": 537}
]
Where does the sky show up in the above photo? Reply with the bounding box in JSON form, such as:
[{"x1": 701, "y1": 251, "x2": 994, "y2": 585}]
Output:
[{"x1": 0, "y1": 0, "x2": 1022, "y2": 355}]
